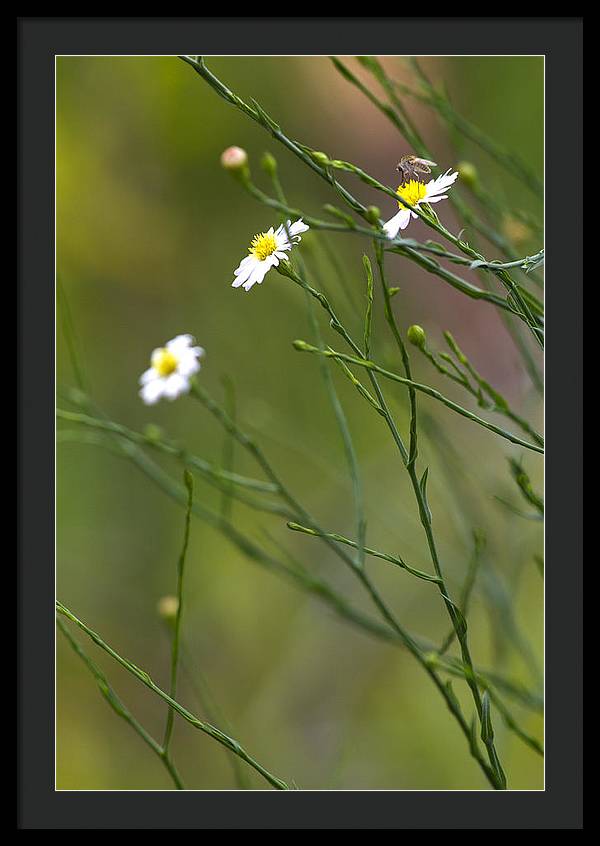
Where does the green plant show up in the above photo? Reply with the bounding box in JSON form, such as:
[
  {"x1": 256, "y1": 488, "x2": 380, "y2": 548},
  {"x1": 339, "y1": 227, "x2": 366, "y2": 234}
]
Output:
[{"x1": 57, "y1": 55, "x2": 543, "y2": 790}]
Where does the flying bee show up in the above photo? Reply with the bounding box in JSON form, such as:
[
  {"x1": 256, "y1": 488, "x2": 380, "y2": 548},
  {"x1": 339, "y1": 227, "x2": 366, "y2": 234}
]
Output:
[{"x1": 396, "y1": 155, "x2": 437, "y2": 184}]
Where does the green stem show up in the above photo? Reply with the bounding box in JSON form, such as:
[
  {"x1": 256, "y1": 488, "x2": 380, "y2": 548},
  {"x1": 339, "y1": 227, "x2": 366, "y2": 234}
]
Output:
[
  {"x1": 287, "y1": 522, "x2": 440, "y2": 584},
  {"x1": 416, "y1": 335, "x2": 543, "y2": 446},
  {"x1": 56, "y1": 602, "x2": 289, "y2": 790},
  {"x1": 373, "y1": 246, "x2": 506, "y2": 788},
  {"x1": 162, "y1": 470, "x2": 194, "y2": 754},
  {"x1": 186, "y1": 381, "x2": 500, "y2": 786},
  {"x1": 59, "y1": 392, "x2": 542, "y2": 763},
  {"x1": 57, "y1": 618, "x2": 185, "y2": 789},
  {"x1": 292, "y1": 342, "x2": 543, "y2": 455},
  {"x1": 183, "y1": 56, "x2": 543, "y2": 343}
]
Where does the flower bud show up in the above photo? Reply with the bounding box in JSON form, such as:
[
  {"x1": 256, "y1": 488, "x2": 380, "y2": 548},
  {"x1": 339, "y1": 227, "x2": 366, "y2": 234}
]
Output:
[
  {"x1": 366, "y1": 205, "x2": 381, "y2": 225},
  {"x1": 457, "y1": 161, "x2": 478, "y2": 188},
  {"x1": 220, "y1": 146, "x2": 248, "y2": 172},
  {"x1": 407, "y1": 324, "x2": 427, "y2": 349},
  {"x1": 143, "y1": 423, "x2": 163, "y2": 443},
  {"x1": 311, "y1": 151, "x2": 330, "y2": 167},
  {"x1": 260, "y1": 152, "x2": 277, "y2": 176},
  {"x1": 157, "y1": 595, "x2": 179, "y2": 624},
  {"x1": 502, "y1": 215, "x2": 532, "y2": 246}
]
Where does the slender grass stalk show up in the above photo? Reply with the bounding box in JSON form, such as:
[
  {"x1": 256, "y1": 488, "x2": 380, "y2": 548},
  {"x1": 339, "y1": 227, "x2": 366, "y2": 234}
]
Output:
[
  {"x1": 291, "y1": 340, "x2": 543, "y2": 454},
  {"x1": 56, "y1": 407, "x2": 290, "y2": 519},
  {"x1": 508, "y1": 458, "x2": 544, "y2": 516},
  {"x1": 414, "y1": 331, "x2": 543, "y2": 446},
  {"x1": 266, "y1": 157, "x2": 368, "y2": 574},
  {"x1": 58, "y1": 56, "x2": 544, "y2": 785},
  {"x1": 205, "y1": 239, "x2": 507, "y2": 783},
  {"x1": 286, "y1": 522, "x2": 440, "y2": 584},
  {"x1": 58, "y1": 418, "x2": 544, "y2": 728},
  {"x1": 438, "y1": 531, "x2": 486, "y2": 656},
  {"x1": 57, "y1": 275, "x2": 88, "y2": 394},
  {"x1": 162, "y1": 470, "x2": 194, "y2": 757},
  {"x1": 56, "y1": 601, "x2": 289, "y2": 790},
  {"x1": 318, "y1": 233, "x2": 362, "y2": 314},
  {"x1": 57, "y1": 618, "x2": 185, "y2": 789},
  {"x1": 372, "y1": 244, "x2": 505, "y2": 787},
  {"x1": 178, "y1": 643, "x2": 252, "y2": 789},
  {"x1": 63, "y1": 410, "x2": 537, "y2": 784},
  {"x1": 186, "y1": 377, "x2": 503, "y2": 786},
  {"x1": 419, "y1": 411, "x2": 544, "y2": 688}
]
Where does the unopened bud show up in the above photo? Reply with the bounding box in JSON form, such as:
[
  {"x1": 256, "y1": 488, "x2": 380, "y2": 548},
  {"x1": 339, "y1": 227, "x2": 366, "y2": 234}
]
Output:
[
  {"x1": 407, "y1": 324, "x2": 427, "y2": 349},
  {"x1": 143, "y1": 423, "x2": 163, "y2": 442},
  {"x1": 502, "y1": 215, "x2": 532, "y2": 246},
  {"x1": 157, "y1": 595, "x2": 179, "y2": 624},
  {"x1": 260, "y1": 152, "x2": 277, "y2": 176},
  {"x1": 311, "y1": 151, "x2": 330, "y2": 167},
  {"x1": 457, "y1": 161, "x2": 478, "y2": 188},
  {"x1": 366, "y1": 205, "x2": 381, "y2": 225},
  {"x1": 220, "y1": 146, "x2": 248, "y2": 172}
]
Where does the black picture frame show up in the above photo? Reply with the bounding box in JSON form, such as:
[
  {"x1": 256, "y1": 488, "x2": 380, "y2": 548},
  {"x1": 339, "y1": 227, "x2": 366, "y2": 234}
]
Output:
[{"x1": 18, "y1": 16, "x2": 583, "y2": 830}]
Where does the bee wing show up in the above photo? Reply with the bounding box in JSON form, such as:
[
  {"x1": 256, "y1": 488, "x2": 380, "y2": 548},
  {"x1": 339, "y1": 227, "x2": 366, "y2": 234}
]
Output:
[{"x1": 415, "y1": 158, "x2": 437, "y2": 167}]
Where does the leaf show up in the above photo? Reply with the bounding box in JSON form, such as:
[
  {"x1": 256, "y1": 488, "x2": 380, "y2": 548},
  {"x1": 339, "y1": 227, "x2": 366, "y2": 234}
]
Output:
[
  {"x1": 250, "y1": 98, "x2": 280, "y2": 132},
  {"x1": 481, "y1": 690, "x2": 494, "y2": 745},
  {"x1": 419, "y1": 467, "x2": 432, "y2": 523}
]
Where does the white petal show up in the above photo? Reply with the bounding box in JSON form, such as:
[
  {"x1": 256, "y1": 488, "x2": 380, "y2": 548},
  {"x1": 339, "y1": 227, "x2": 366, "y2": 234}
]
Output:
[
  {"x1": 426, "y1": 194, "x2": 448, "y2": 204},
  {"x1": 275, "y1": 229, "x2": 291, "y2": 251},
  {"x1": 243, "y1": 261, "x2": 271, "y2": 291},
  {"x1": 177, "y1": 345, "x2": 203, "y2": 376},
  {"x1": 166, "y1": 335, "x2": 195, "y2": 356},
  {"x1": 163, "y1": 373, "x2": 189, "y2": 399},
  {"x1": 232, "y1": 257, "x2": 259, "y2": 288},
  {"x1": 382, "y1": 209, "x2": 411, "y2": 239},
  {"x1": 140, "y1": 378, "x2": 165, "y2": 405},
  {"x1": 275, "y1": 218, "x2": 308, "y2": 250},
  {"x1": 234, "y1": 255, "x2": 257, "y2": 276},
  {"x1": 139, "y1": 367, "x2": 157, "y2": 386},
  {"x1": 425, "y1": 169, "x2": 458, "y2": 199},
  {"x1": 289, "y1": 219, "x2": 309, "y2": 237},
  {"x1": 178, "y1": 353, "x2": 201, "y2": 377}
]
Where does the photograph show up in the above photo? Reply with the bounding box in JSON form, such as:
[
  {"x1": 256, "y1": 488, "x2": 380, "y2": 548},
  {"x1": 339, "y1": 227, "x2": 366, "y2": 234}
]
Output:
[{"x1": 55, "y1": 53, "x2": 545, "y2": 793}]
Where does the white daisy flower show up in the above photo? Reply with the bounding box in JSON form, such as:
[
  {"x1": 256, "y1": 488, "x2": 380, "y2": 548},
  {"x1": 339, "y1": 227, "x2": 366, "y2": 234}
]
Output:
[
  {"x1": 382, "y1": 169, "x2": 459, "y2": 239},
  {"x1": 232, "y1": 219, "x2": 309, "y2": 292},
  {"x1": 139, "y1": 334, "x2": 204, "y2": 405}
]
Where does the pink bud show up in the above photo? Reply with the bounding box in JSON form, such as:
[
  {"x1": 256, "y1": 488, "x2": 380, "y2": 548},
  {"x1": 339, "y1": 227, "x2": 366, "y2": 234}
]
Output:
[{"x1": 220, "y1": 146, "x2": 248, "y2": 171}]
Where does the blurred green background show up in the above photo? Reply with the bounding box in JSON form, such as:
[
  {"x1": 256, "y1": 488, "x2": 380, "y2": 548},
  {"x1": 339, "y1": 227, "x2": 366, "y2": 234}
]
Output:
[{"x1": 57, "y1": 56, "x2": 543, "y2": 790}]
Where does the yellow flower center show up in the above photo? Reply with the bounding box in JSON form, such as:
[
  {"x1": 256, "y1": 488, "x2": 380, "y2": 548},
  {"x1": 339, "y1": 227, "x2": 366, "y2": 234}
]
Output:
[
  {"x1": 152, "y1": 348, "x2": 178, "y2": 377},
  {"x1": 397, "y1": 179, "x2": 428, "y2": 210},
  {"x1": 249, "y1": 231, "x2": 277, "y2": 261}
]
